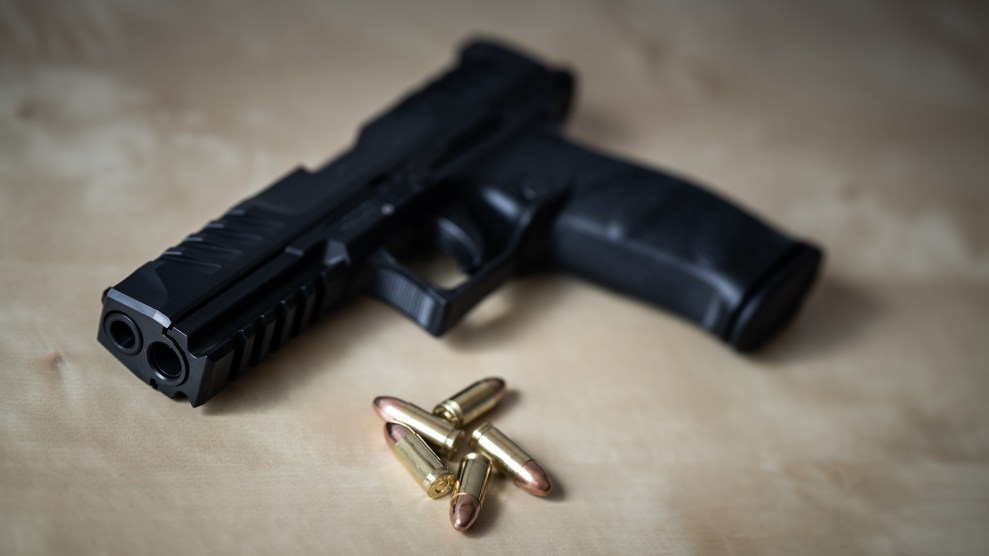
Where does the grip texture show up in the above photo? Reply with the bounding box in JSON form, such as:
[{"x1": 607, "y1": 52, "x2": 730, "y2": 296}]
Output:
[{"x1": 509, "y1": 130, "x2": 822, "y2": 350}]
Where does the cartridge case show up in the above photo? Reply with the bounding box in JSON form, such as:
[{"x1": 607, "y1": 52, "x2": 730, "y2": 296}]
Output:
[
  {"x1": 470, "y1": 422, "x2": 552, "y2": 497},
  {"x1": 384, "y1": 421, "x2": 455, "y2": 499},
  {"x1": 374, "y1": 396, "x2": 464, "y2": 458},
  {"x1": 434, "y1": 377, "x2": 506, "y2": 427},
  {"x1": 450, "y1": 453, "x2": 492, "y2": 532}
]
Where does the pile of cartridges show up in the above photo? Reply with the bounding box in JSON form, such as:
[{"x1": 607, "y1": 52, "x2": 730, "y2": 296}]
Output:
[{"x1": 374, "y1": 378, "x2": 552, "y2": 532}]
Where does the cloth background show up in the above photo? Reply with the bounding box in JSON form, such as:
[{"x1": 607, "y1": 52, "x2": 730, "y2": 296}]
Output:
[{"x1": 2, "y1": 1, "x2": 988, "y2": 554}]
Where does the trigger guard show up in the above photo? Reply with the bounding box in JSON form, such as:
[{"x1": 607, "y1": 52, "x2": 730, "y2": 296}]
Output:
[
  {"x1": 362, "y1": 188, "x2": 555, "y2": 336},
  {"x1": 364, "y1": 248, "x2": 451, "y2": 336}
]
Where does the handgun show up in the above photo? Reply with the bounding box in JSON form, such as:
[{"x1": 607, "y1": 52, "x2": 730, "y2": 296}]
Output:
[{"x1": 98, "y1": 39, "x2": 822, "y2": 406}]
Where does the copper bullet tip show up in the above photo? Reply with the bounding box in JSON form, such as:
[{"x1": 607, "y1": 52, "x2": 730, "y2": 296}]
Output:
[
  {"x1": 373, "y1": 396, "x2": 405, "y2": 421},
  {"x1": 450, "y1": 493, "x2": 481, "y2": 531},
  {"x1": 383, "y1": 421, "x2": 413, "y2": 449},
  {"x1": 481, "y1": 377, "x2": 506, "y2": 396},
  {"x1": 514, "y1": 460, "x2": 552, "y2": 497}
]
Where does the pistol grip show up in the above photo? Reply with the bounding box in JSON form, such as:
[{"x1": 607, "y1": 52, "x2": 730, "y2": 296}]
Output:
[{"x1": 548, "y1": 142, "x2": 822, "y2": 351}]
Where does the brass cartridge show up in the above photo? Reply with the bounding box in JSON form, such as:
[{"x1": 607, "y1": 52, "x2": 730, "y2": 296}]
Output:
[
  {"x1": 449, "y1": 453, "x2": 492, "y2": 532},
  {"x1": 470, "y1": 422, "x2": 552, "y2": 497},
  {"x1": 384, "y1": 421, "x2": 455, "y2": 499},
  {"x1": 374, "y1": 396, "x2": 464, "y2": 457},
  {"x1": 434, "y1": 377, "x2": 506, "y2": 427}
]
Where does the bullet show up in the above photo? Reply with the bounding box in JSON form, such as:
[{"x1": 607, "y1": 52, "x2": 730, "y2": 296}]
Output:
[
  {"x1": 434, "y1": 377, "x2": 506, "y2": 427},
  {"x1": 384, "y1": 421, "x2": 455, "y2": 499},
  {"x1": 450, "y1": 453, "x2": 492, "y2": 532},
  {"x1": 373, "y1": 396, "x2": 464, "y2": 458},
  {"x1": 470, "y1": 422, "x2": 552, "y2": 497}
]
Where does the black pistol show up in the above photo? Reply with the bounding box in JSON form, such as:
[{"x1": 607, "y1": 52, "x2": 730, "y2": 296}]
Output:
[{"x1": 98, "y1": 39, "x2": 822, "y2": 406}]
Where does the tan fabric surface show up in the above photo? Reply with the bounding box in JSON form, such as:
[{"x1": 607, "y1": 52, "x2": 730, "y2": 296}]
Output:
[{"x1": 2, "y1": 1, "x2": 988, "y2": 554}]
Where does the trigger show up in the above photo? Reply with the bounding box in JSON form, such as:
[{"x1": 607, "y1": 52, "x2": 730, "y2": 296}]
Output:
[{"x1": 432, "y1": 208, "x2": 487, "y2": 274}]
